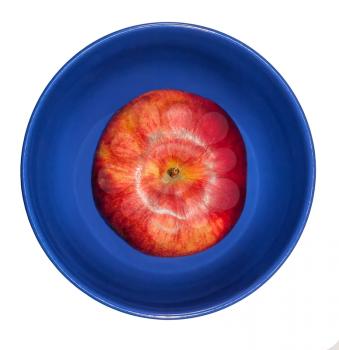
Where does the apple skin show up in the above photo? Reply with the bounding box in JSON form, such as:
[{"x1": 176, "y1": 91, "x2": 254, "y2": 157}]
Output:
[{"x1": 92, "y1": 90, "x2": 246, "y2": 257}]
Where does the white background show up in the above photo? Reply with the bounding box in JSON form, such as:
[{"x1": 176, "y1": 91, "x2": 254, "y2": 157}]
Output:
[{"x1": 1, "y1": 1, "x2": 338, "y2": 349}]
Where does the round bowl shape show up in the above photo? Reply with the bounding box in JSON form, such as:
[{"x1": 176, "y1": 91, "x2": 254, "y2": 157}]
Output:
[{"x1": 21, "y1": 23, "x2": 315, "y2": 319}]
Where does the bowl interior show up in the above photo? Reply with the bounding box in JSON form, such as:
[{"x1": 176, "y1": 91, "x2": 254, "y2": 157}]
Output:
[{"x1": 22, "y1": 24, "x2": 314, "y2": 318}]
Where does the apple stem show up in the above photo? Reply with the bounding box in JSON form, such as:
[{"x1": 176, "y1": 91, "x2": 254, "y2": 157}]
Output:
[{"x1": 167, "y1": 167, "x2": 180, "y2": 178}]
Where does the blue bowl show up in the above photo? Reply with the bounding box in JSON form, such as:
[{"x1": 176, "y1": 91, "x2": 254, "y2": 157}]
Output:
[{"x1": 21, "y1": 23, "x2": 315, "y2": 319}]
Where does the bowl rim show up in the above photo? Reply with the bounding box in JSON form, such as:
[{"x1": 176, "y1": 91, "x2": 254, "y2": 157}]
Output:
[{"x1": 21, "y1": 22, "x2": 316, "y2": 319}]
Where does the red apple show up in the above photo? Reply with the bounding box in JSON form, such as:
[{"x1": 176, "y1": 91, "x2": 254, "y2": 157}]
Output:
[{"x1": 92, "y1": 90, "x2": 246, "y2": 257}]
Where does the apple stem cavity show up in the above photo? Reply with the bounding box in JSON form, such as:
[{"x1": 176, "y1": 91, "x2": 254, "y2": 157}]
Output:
[{"x1": 167, "y1": 167, "x2": 180, "y2": 178}]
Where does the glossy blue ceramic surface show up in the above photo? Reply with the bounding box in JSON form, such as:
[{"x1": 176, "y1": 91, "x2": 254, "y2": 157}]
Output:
[{"x1": 21, "y1": 23, "x2": 315, "y2": 319}]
